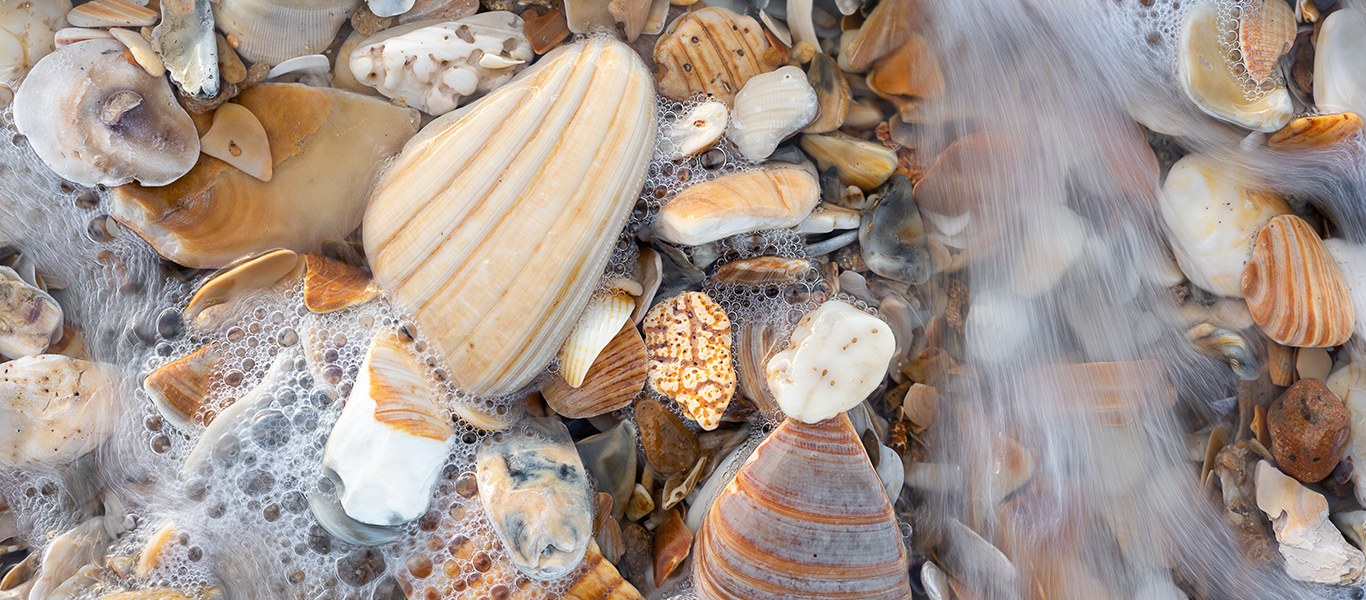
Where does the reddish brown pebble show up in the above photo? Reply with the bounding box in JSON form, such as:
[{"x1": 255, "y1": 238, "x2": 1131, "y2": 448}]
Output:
[
  {"x1": 1268, "y1": 378, "x2": 1351, "y2": 483},
  {"x1": 633, "y1": 396, "x2": 700, "y2": 476}
]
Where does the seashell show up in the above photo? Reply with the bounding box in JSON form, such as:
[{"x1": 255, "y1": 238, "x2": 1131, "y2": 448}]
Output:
[
  {"x1": 98, "y1": 590, "x2": 198, "y2": 600},
  {"x1": 843, "y1": 0, "x2": 917, "y2": 71},
  {"x1": 911, "y1": 132, "x2": 1023, "y2": 218},
  {"x1": 0, "y1": 0, "x2": 69, "y2": 105},
  {"x1": 967, "y1": 289, "x2": 1032, "y2": 365},
  {"x1": 144, "y1": 345, "x2": 223, "y2": 430},
  {"x1": 154, "y1": 0, "x2": 219, "y2": 97},
  {"x1": 800, "y1": 132, "x2": 897, "y2": 191},
  {"x1": 1238, "y1": 0, "x2": 1296, "y2": 85},
  {"x1": 0, "y1": 265, "x2": 62, "y2": 360},
  {"x1": 660, "y1": 454, "x2": 706, "y2": 510},
  {"x1": 349, "y1": 13, "x2": 534, "y2": 116},
  {"x1": 477, "y1": 416, "x2": 594, "y2": 580},
  {"x1": 693, "y1": 414, "x2": 911, "y2": 599},
  {"x1": 1314, "y1": 7, "x2": 1366, "y2": 116},
  {"x1": 564, "y1": 539, "x2": 646, "y2": 600},
  {"x1": 1268, "y1": 113, "x2": 1363, "y2": 149},
  {"x1": 397, "y1": 0, "x2": 475, "y2": 23},
  {"x1": 198, "y1": 102, "x2": 272, "y2": 182},
  {"x1": 14, "y1": 39, "x2": 198, "y2": 187},
  {"x1": 524, "y1": 8, "x2": 569, "y2": 54},
  {"x1": 366, "y1": 0, "x2": 410, "y2": 18},
  {"x1": 1025, "y1": 361, "x2": 1175, "y2": 426},
  {"x1": 265, "y1": 54, "x2": 329, "y2": 80},
  {"x1": 323, "y1": 331, "x2": 453, "y2": 526},
  {"x1": 0, "y1": 355, "x2": 116, "y2": 467},
  {"x1": 54, "y1": 27, "x2": 112, "y2": 46},
  {"x1": 108, "y1": 27, "x2": 164, "y2": 78},
  {"x1": 28, "y1": 516, "x2": 111, "y2": 600},
  {"x1": 643, "y1": 292, "x2": 735, "y2": 430},
  {"x1": 633, "y1": 248, "x2": 662, "y2": 325},
  {"x1": 802, "y1": 52, "x2": 849, "y2": 134},
  {"x1": 66, "y1": 0, "x2": 155, "y2": 27},
  {"x1": 308, "y1": 474, "x2": 404, "y2": 546},
  {"x1": 544, "y1": 323, "x2": 647, "y2": 419},
  {"x1": 653, "y1": 7, "x2": 783, "y2": 104},
  {"x1": 626, "y1": 483, "x2": 654, "y2": 521},
  {"x1": 1159, "y1": 153, "x2": 1290, "y2": 297},
  {"x1": 711, "y1": 256, "x2": 811, "y2": 287},
  {"x1": 654, "y1": 166, "x2": 820, "y2": 246},
  {"x1": 363, "y1": 38, "x2": 656, "y2": 398},
  {"x1": 215, "y1": 32, "x2": 247, "y2": 85},
  {"x1": 135, "y1": 523, "x2": 176, "y2": 576},
  {"x1": 598, "y1": 516, "x2": 625, "y2": 564},
  {"x1": 564, "y1": 0, "x2": 615, "y2": 34},
  {"x1": 868, "y1": 34, "x2": 943, "y2": 98},
  {"x1": 213, "y1": 0, "x2": 361, "y2": 65},
  {"x1": 736, "y1": 318, "x2": 784, "y2": 420},
  {"x1": 559, "y1": 290, "x2": 635, "y2": 388},
  {"x1": 112, "y1": 83, "x2": 419, "y2": 269},
  {"x1": 302, "y1": 252, "x2": 376, "y2": 313},
  {"x1": 634, "y1": 394, "x2": 700, "y2": 475},
  {"x1": 1007, "y1": 203, "x2": 1088, "y2": 298},
  {"x1": 653, "y1": 509, "x2": 691, "y2": 587},
  {"x1": 181, "y1": 349, "x2": 297, "y2": 475},
  {"x1": 665, "y1": 101, "x2": 728, "y2": 160},
  {"x1": 1242, "y1": 215, "x2": 1353, "y2": 347},
  {"x1": 860, "y1": 174, "x2": 930, "y2": 285},
  {"x1": 643, "y1": 0, "x2": 668, "y2": 35},
  {"x1": 766, "y1": 300, "x2": 895, "y2": 424},
  {"x1": 1256, "y1": 460, "x2": 1366, "y2": 584},
  {"x1": 576, "y1": 420, "x2": 638, "y2": 520},
  {"x1": 608, "y1": 0, "x2": 649, "y2": 41},
  {"x1": 183, "y1": 249, "x2": 301, "y2": 329},
  {"x1": 728, "y1": 65, "x2": 818, "y2": 161},
  {"x1": 1187, "y1": 323, "x2": 1261, "y2": 381},
  {"x1": 1178, "y1": 0, "x2": 1292, "y2": 132}
]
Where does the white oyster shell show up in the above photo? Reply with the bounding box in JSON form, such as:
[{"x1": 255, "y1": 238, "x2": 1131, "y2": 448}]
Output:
[
  {"x1": 0, "y1": 265, "x2": 62, "y2": 360},
  {"x1": 0, "y1": 0, "x2": 68, "y2": 104},
  {"x1": 766, "y1": 300, "x2": 896, "y2": 424},
  {"x1": 1255, "y1": 460, "x2": 1365, "y2": 585},
  {"x1": 728, "y1": 65, "x2": 818, "y2": 161},
  {"x1": 1177, "y1": 0, "x2": 1292, "y2": 132},
  {"x1": 350, "y1": 12, "x2": 533, "y2": 116},
  {"x1": 0, "y1": 355, "x2": 116, "y2": 467},
  {"x1": 1314, "y1": 7, "x2": 1366, "y2": 116}
]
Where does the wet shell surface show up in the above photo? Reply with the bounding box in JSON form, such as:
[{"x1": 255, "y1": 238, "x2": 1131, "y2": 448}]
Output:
[
  {"x1": 363, "y1": 38, "x2": 657, "y2": 398},
  {"x1": 1238, "y1": 0, "x2": 1296, "y2": 84},
  {"x1": 183, "y1": 248, "x2": 301, "y2": 328},
  {"x1": 692, "y1": 414, "x2": 911, "y2": 600},
  {"x1": 198, "y1": 102, "x2": 272, "y2": 182},
  {"x1": 843, "y1": 0, "x2": 916, "y2": 71},
  {"x1": 65, "y1": 0, "x2": 155, "y2": 27},
  {"x1": 213, "y1": 0, "x2": 360, "y2": 65},
  {"x1": 543, "y1": 322, "x2": 647, "y2": 419},
  {"x1": 736, "y1": 318, "x2": 785, "y2": 420},
  {"x1": 302, "y1": 253, "x2": 376, "y2": 313},
  {"x1": 0, "y1": 0, "x2": 68, "y2": 103},
  {"x1": 0, "y1": 355, "x2": 115, "y2": 467},
  {"x1": 665, "y1": 100, "x2": 728, "y2": 160},
  {"x1": 643, "y1": 292, "x2": 735, "y2": 430},
  {"x1": 1314, "y1": 7, "x2": 1366, "y2": 116},
  {"x1": 653, "y1": 165, "x2": 820, "y2": 246},
  {"x1": 559, "y1": 290, "x2": 635, "y2": 388},
  {"x1": 800, "y1": 132, "x2": 897, "y2": 192},
  {"x1": 653, "y1": 7, "x2": 781, "y2": 104},
  {"x1": 766, "y1": 300, "x2": 896, "y2": 424},
  {"x1": 1242, "y1": 215, "x2": 1354, "y2": 347},
  {"x1": 711, "y1": 256, "x2": 812, "y2": 287},
  {"x1": 1177, "y1": 0, "x2": 1292, "y2": 132},
  {"x1": 0, "y1": 265, "x2": 62, "y2": 360},
  {"x1": 111, "y1": 84, "x2": 418, "y2": 269},
  {"x1": 1268, "y1": 113, "x2": 1363, "y2": 149},
  {"x1": 144, "y1": 344, "x2": 223, "y2": 430},
  {"x1": 728, "y1": 65, "x2": 818, "y2": 161}
]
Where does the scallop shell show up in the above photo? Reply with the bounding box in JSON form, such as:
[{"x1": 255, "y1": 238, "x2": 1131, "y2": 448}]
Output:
[
  {"x1": 112, "y1": 84, "x2": 419, "y2": 269},
  {"x1": 1178, "y1": 0, "x2": 1292, "y2": 132},
  {"x1": 559, "y1": 290, "x2": 635, "y2": 388},
  {"x1": 712, "y1": 256, "x2": 812, "y2": 287},
  {"x1": 800, "y1": 132, "x2": 897, "y2": 191},
  {"x1": 66, "y1": 0, "x2": 156, "y2": 27},
  {"x1": 1238, "y1": 0, "x2": 1296, "y2": 85},
  {"x1": 643, "y1": 292, "x2": 735, "y2": 431},
  {"x1": 1268, "y1": 113, "x2": 1363, "y2": 149},
  {"x1": 543, "y1": 322, "x2": 647, "y2": 419},
  {"x1": 728, "y1": 65, "x2": 818, "y2": 161},
  {"x1": 692, "y1": 414, "x2": 912, "y2": 600},
  {"x1": 665, "y1": 101, "x2": 728, "y2": 160},
  {"x1": 144, "y1": 344, "x2": 223, "y2": 430},
  {"x1": 364, "y1": 38, "x2": 656, "y2": 398},
  {"x1": 653, "y1": 7, "x2": 782, "y2": 104},
  {"x1": 213, "y1": 0, "x2": 360, "y2": 65},
  {"x1": 1242, "y1": 215, "x2": 1354, "y2": 347},
  {"x1": 653, "y1": 166, "x2": 820, "y2": 246},
  {"x1": 302, "y1": 253, "x2": 376, "y2": 313}
]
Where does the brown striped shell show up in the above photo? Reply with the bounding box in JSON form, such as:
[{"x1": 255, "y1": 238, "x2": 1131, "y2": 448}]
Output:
[
  {"x1": 542, "y1": 322, "x2": 648, "y2": 419},
  {"x1": 364, "y1": 332, "x2": 453, "y2": 441},
  {"x1": 653, "y1": 7, "x2": 783, "y2": 104},
  {"x1": 711, "y1": 256, "x2": 811, "y2": 287},
  {"x1": 643, "y1": 292, "x2": 735, "y2": 430},
  {"x1": 692, "y1": 414, "x2": 911, "y2": 600},
  {"x1": 1242, "y1": 215, "x2": 1354, "y2": 347},
  {"x1": 144, "y1": 345, "x2": 223, "y2": 429}
]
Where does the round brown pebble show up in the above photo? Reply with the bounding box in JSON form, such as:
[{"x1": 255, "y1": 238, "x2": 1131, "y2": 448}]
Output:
[{"x1": 1267, "y1": 378, "x2": 1351, "y2": 483}]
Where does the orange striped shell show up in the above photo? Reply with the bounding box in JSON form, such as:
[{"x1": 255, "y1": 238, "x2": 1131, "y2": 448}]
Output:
[
  {"x1": 692, "y1": 414, "x2": 911, "y2": 599},
  {"x1": 1242, "y1": 215, "x2": 1354, "y2": 347},
  {"x1": 1238, "y1": 0, "x2": 1296, "y2": 85}
]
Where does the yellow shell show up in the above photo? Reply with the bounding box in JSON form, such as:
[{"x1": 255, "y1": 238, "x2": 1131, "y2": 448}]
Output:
[
  {"x1": 643, "y1": 292, "x2": 735, "y2": 431},
  {"x1": 543, "y1": 323, "x2": 647, "y2": 419},
  {"x1": 1242, "y1": 215, "x2": 1355, "y2": 347},
  {"x1": 653, "y1": 7, "x2": 782, "y2": 103},
  {"x1": 799, "y1": 132, "x2": 898, "y2": 192},
  {"x1": 1239, "y1": 0, "x2": 1296, "y2": 85},
  {"x1": 1268, "y1": 113, "x2": 1364, "y2": 149}
]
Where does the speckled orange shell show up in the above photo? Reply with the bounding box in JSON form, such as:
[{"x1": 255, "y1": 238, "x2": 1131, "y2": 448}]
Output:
[{"x1": 643, "y1": 292, "x2": 735, "y2": 430}]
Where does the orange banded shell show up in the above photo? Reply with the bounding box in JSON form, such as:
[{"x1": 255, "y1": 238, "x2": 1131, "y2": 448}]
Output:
[
  {"x1": 692, "y1": 414, "x2": 911, "y2": 599},
  {"x1": 1268, "y1": 113, "x2": 1364, "y2": 149},
  {"x1": 1242, "y1": 215, "x2": 1354, "y2": 347},
  {"x1": 303, "y1": 253, "x2": 377, "y2": 313},
  {"x1": 1238, "y1": 0, "x2": 1296, "y2": 85},
  {"x1": 542, "y1": 322, "x2": 648, "y2": 419}
]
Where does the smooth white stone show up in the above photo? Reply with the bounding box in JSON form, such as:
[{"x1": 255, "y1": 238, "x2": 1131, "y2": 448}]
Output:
[{"x1": 765, "y1": 300, "x2": 896, "y2": 424}]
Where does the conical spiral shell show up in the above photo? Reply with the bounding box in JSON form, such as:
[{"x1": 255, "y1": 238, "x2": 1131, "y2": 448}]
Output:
[
  {"x1": 1242, "y1": 215, "x2": 1354, "y2": 347},
  {"x1": 692, "y1": 414, "x2": 911, "y2": 600}
]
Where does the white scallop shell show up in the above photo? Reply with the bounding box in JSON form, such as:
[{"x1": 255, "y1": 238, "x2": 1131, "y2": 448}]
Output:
[
  {"x1": 727, "y1": 65, "x2": 818, "y2": 161},
  {"x1": 558, "y1": 290, "x2": 634, "y2": 388},
  {"x1": 213, "y1": 0, "x2": 360, "y2": 65}
]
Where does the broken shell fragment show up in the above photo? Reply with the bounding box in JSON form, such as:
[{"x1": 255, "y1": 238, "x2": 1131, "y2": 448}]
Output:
[
  {"x1": 655, "y1": 166, "x2": 820, "y2": 246},
  {"x1": 0, "y1": 0, "x2": 69, "y2": 104},
  {"x1": 653, "y1": 509, "x2": 691, "y2": 587},
  {"x1": 144, "y1": 344, "x2": 222, "y2": 430},
  {"x1": 154, "y1": 0, "x2": 219, "y2": 97},
  {"x1": 634, "y1": 394, "x2": 700, "y2": 475},
  {"x1": 367, "y1": 0, "x2": 412, "y2": 17},
  {"x1": 0, "y1": 266, "x2": 62, "y2": 360},
  {"x1": 66, "y1": 0, "x2": 156, "y2": 27},
  {"x1": 711, "y1": 256, "x2": 812, "y2": 287},
  {"x1": 212, "y1": 0, "x2": 361, "y2": 65},
  {"x1": 576, "y1": 420, "x2": 637, "y2": 520},
  {"x1": 643, "y1": 292, "x2": 735, "y2": 430},
  {"x1": 1314, "y1": 7, "x2": 1366, "y2": 116},
  {"x1": 1242, "y1": 215, "x2": 1354, "y2": 347},
  {"x1": 0, "y1": 355, "x2": 115, "y2": 467},
  {"x1": 802, "y1": 52, "x2": 849, "y2": 134},
  {"x1": 728, "y1": 65, "x2": 818, "y2": 161},
  {"x1": 112, "y1": 83, "x2": 419, "y2": 269},
  {"x1": 766, "y1": 300, "x2": 896, "y2": 424},
  {"x1": 860, "y1": 175, "x2": 930, "y2": 285},
  {"x1": 653, "y1": 7, "x2": 782, "y2": 104},
  {"x1": 108, "y1": 27, "x2": 164, "y2": 78},
  {"x1": 665, "y1": 101, "x2": 728, "y2": 160},
  {"x1": 543, "y1": 322, "x2": 647, "y2": 419},
  {"x1": 1268, "y1": 113, "x2": 1363, "y2": 149},
  {"x1": 364, "y1": 38, "x2": 656, "y2": 397},
  {"x1": 183, "y1": 249, "x2": 300, "y2": 328},
  {"x1": 54, "y1": 27, "x2": 111, "y2": 46},
  {"x1": 14, "y1": 39, "x2": 199, "y2": 187},
  {"x1": 302, "y1": 253, "x2": 376, "y2": 313},
  {"x1": 349, "y1": 13, "x2": 534, "y2": 115},
  {"x1": 199, "y1": 102, "x2": 272, "y2": 182},
  {"x1": 608, "y1": 0, "x2": 649, "y2": 41},
  {"x1": 1178, "y1": 0, "x2": 1293, "y2": 132},
  {"x1": 693, "y1": 414, "x2": 911, "y2": 599},
  {"x1": 323, "y1": 331, "x2": 453, "y2": 526},
  {"x1": 800, "y1": 132, "x2": 897, "y2": 191},
  {"x1": 1256, "y1": 460, "x2": 1365, "y2": 584},
  {"x1": 843, "y1": 0, "x2": 916, "y2": 71},
  {"x1": 476, "y1": 417, "x2": 594, "y2": 580},
  {"x1": 559, "y1": 290, "x2": 635, "y2": 388}
]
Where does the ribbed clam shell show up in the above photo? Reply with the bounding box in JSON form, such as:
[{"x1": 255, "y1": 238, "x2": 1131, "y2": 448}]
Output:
[
  {"x1": 653, "y1": 7, "x2": 782, "y2": 103},
  {"x1": 653, "y1": 166, "x2": 820, "y2": 246},
  {"x1": 302, "y1": 253, "x2": 376, "y2": 313},
  {"x1": 66, "y1": 0, "x2": 157, "y2": 27},
  {"x1": 543, "y1": 322, "x2": 647, "y2": 418},
  {"x1": 1269, "y1": 113, "x2": 1363, "y2": 149},
  {"x1": 144, "y1": 345, "x2": 223, "y2": 430},
  {"x1": 212, "y1": 0, "x2": 360, "y2": 65},
  {"x1": 1242, "y1": 215, "x2": 1354, "y2": 347},
  {"x1": 711, "y1": 256, "x2": 811, "y2": 286},
  {"x1": 692, "y1": 414, "x2": 911, "y2": 600},
  {"x1": 1239, "y1": 0, "x2": 1296, "y2": 84},
  {"x1": 728, "y1": 65, "x2": 818, "y2": 161},
  {"x1": 559, "y1": 291, "x2": 635, "y2": 388},
  {"x1": 736, "y1": 318, "x2": 784, "y2": 420},
  {"x1": 363, "y1": 38, "x2": 657, "y2": 398}
]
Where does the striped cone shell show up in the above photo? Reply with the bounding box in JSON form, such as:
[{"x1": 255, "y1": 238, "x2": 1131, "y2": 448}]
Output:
[{"x1": 1242, "y1": 215, "x2": 1354, "y2": 347}]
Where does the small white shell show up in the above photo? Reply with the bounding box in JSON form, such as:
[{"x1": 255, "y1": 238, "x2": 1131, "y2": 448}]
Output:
[
  {"x1": 666, "y1": 100, "x2": 728, "y2": 159},
  {"x1": 728, "y1": 65, "x2": 818, "y2": 161},
  {"x1": 108, "y1": 28, "x2": 164, "y2": 77},
  {"x1": 199, "y1": 102, "x2": 273, "y2": 182},
  {"x1": 267, "y1": 54, "x2": 330, "y2": 79},
  {"x1": 558, "y1": 290, "x2": 634, "y2": 388}
]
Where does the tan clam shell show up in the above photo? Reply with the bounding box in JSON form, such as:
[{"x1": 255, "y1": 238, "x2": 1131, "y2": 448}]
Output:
[
  {"x1": 868, "y1": 34, "x2": 943, "y2": 98},
  {"x1": 112, "y1": 84, "x2": 420, "y2": 269},
  {"x1": 564, "y1": 540, "x2": 645, "y2": 600},
  {"x1": 1239, "y1": 0, "x2": 1296, "y2": 85},
  {"x1": 183, "y1": 249, "x2": 301, "y2": 327},
  {"x1": 800, "y1": 132, "x2": 897, "y2": 192},
  {"x1": 643, "y1": 292, "x2": 735, "y2": 430},
  {"x1": 653, "y1": 166, "x2": 820, "y2": 246},
  {"x1": 735, "y1": 318, "x2": 785, "y2": 420},
  {"x1": 543, "y1": 322, "x2": 647, "y2": 419},
  {"x1": 363, "y1": 38, "x2": 657, "y2": 398},
  {"x1": 1242, "y1": 215, "x2": 1354, "y2": 347},
  {"x1": 1178, "y1": 0, "x2": 1292, "y2": 132},
  {"x1": 559, "y1": 291, "x2": 635, "y2": 388},
  {"x1": 66, "y1": 0, "x2": 157, "y2": 28},
  {"x1": 692, "y1": 414, "x2": 911, "y2": 599},
  {"x1": 1269, "y1": 113, "x2": 1363, "y2": 149},
  {"x1": 711, "y1": 256, "x2": 812, "y2": 287},
  {"x1": 144, "y1": 344, "x2": 223, "y2": 429},
  {"x1": 844, "y1": 0, "x2": 918, "y2": 71},
  {"x1": 302, "y1": 253, "x2": 376, "y2": 314},
  {"x1": 653, "y1": 7, "x2": 783, "y2": 103}
]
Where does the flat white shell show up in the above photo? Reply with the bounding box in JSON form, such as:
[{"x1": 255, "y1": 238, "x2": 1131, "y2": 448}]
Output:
[{"x1": 727, "y1": 65, "x2": 818, "y2": 161}]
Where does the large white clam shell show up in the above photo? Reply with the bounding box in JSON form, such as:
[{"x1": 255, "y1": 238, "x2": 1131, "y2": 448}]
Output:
[{"x1": 1314, "y1": 6, "x2": 1366, "y2": 116}]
